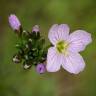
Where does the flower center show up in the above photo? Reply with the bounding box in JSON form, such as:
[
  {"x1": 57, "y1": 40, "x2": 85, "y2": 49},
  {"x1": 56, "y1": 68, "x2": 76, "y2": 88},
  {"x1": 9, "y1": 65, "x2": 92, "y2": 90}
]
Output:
[{"x1": 56, "y1": 40, "x2": 69, "y2": 55}]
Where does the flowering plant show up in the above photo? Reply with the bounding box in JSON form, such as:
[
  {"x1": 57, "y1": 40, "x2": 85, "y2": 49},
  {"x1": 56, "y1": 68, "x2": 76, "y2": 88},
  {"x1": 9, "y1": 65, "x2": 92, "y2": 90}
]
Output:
[
  {"x1": 9, "y1": 14, "x2": 49, "y2": 74},
  {"x1": 9, "y1": 14, "x2": 92, "y2": 74}
]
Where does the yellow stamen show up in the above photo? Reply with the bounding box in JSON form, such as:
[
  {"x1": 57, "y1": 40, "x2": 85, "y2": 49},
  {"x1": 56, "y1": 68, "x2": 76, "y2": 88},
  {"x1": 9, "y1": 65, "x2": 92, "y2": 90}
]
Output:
[{"x1": 56, "y1": 40, "x2": 69, "y2": 55}]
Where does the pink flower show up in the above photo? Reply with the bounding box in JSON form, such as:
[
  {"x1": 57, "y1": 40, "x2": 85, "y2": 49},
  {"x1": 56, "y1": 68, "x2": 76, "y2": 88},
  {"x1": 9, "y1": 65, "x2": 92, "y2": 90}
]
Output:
[
  {"x1": 8, "y1": 14, "x2": 21, "y2": 30},
  {"x1": 47, "y1": 24, "x2": 92, "y2": 74}
]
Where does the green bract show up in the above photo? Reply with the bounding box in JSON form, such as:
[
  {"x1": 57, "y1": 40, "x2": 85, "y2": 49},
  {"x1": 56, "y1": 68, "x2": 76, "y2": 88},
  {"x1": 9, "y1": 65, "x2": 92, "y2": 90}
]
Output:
[{"x1": 13, "y1": 26, "x2": 49, "y2": 70}]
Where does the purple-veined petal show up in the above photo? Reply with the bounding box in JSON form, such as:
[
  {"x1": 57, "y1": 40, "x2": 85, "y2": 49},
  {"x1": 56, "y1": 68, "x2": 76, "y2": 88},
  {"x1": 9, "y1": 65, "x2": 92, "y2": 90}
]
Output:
[
  {"x1": 58, "y1": 24, "x2": 70, "y2": 40},
  {"x1": 48, "y1": 24, "x2": 69, "y2": 45},
  {"x1": 46, "y1": 47, "x2": 61, "y2": 72},
  {"x1": 62, "y1": 52, "x2": 85, "y2": 74},
  {"x1": 48, "y1": 24, "x2": 58, "y2": 45},
  {"x1": 68, "y1": 30, "x2": 92, "y2": 52}
]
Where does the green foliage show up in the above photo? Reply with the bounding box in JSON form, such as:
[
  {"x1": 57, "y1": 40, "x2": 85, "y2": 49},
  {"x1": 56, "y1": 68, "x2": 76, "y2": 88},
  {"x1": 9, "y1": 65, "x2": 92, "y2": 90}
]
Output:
[{"x1": 13, "y1": 28, "x2": 49, "y2": 70}]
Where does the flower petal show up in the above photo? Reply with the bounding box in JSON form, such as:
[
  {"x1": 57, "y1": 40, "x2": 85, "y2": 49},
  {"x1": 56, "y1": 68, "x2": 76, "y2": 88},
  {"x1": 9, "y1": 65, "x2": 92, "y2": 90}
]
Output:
[
  {"x1": 62, "y1": 52, "x2": 85, "y2": 74},
  {"x1": 68, "y1": 30, "x2": 92, "y2": 52},
  {"x1": 48, "y1": 24, "x2": 69, "y2": 45},
  {"x1": 46, "y1": 47, "x2": 61, "y2": 72},
  {"x1": 58, "y1": 24, "x2": 70, "y2": 40}
]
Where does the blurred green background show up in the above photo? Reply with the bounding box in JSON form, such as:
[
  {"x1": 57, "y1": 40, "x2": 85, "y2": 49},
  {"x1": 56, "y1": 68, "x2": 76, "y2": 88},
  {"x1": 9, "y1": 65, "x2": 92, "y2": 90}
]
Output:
[{"x1": 0, "y1": 0, "x2": 96, "y2": 96}]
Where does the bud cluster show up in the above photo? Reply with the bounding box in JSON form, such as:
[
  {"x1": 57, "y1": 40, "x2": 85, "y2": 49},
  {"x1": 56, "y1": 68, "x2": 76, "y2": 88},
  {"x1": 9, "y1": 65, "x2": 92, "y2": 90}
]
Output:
[{"x1": 9, "y1": 14, "x2": 49, "y2": 74}]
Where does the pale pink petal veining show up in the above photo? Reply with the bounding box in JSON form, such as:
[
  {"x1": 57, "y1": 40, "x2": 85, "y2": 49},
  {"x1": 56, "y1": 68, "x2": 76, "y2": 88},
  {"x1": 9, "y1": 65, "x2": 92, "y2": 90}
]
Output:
[
  {"x1": 48, "y1": 24, "x2": 70, "y2": 45},
  {"x1": 58, "y1": 24, "x2": 70, "y2": 40},
  {"x1": 47, "y1": 24, "x2": 92, "y2": 74},
  {"x1": 68, "y1": 30, "x2": 92, "y2": 52},
  {"x1": 48, "y1": 24, "x2": 59, "y2": 45},
  {"x1": 62, "y1": 52, "x2": 85, "y2": 74},
  {"x1": 47, "y1": 47, "x2": 61, "y2": 72}
]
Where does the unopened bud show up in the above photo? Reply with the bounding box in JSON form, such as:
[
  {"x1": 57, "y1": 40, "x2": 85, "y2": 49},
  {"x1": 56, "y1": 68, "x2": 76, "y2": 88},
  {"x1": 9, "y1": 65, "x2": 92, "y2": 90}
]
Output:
[
  {"x1": 32, "y1": 25, "x2": 40, "y2": 33},
  {"x1": 36, "y1": 63, "x2": 46, "y2": 74},
  {"x1": 9, "y1": 14, "x2": 21, "y2": 31},
  {"x1": 12, "y1": 54, "x2": 21, "y2": 64},
  {"x1": 23, "y1": 61, "x2": 31, "y2": 69},
  {"x1": 32, "y1": 25, "x2": 40, "y2": 39}
]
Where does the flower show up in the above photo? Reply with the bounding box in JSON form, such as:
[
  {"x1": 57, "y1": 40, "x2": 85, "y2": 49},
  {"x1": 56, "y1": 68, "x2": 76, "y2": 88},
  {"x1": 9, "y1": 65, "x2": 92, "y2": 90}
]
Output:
[
  {"x1": 47, "y1": 24, "x2": 92, "y2": 74},
  {"x1": 32, "y1": 25, "x2": 40, "y2": 33},
  {"x1": 36, "y1": 64, "x2": 46, "y2": 74},
  {"x1": 8, "y1": 14, "x2": 21, "y2": 30}
]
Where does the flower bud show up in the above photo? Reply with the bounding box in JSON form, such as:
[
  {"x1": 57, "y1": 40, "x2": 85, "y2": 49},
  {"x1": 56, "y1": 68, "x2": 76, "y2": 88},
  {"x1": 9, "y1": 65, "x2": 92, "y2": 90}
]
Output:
[
  {"x1": 31, "y1": 25, "x2": 40, "y2": 39},
  {"x1": 32, "y1": 25, "x2": 40, "y2": 33},
  {"x1": 12, "y1": 54, "x2": 21, "y2": 64},
  {"x1": 8, "y1": 14, "x2": 21, "y2": 31},
  {"x1": 22, "y1": 30, "x2": 30, "y2": 37},
  {"x1": 23, "y1": 61, "x2": 31, "y2": 69},
  {"x1": 36, "y1": 63, "x2": 46, "y2": 74}
]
